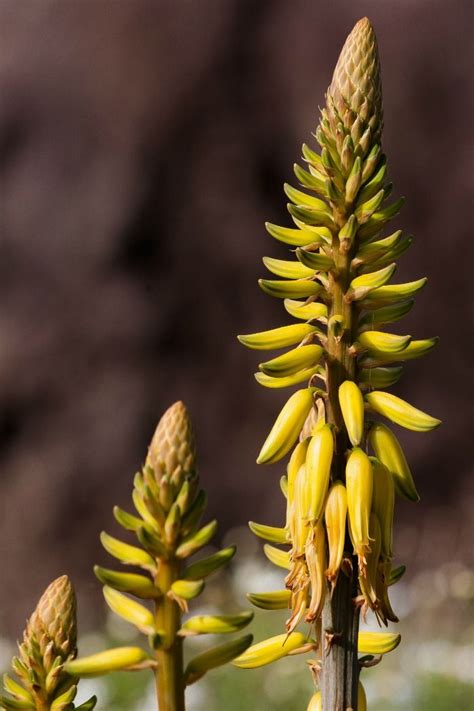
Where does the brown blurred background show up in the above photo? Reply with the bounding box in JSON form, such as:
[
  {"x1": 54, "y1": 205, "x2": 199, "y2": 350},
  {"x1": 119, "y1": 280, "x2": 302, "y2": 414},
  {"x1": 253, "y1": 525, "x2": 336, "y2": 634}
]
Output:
[{"x1": 0, "y1": 0, "x2": 472, "y2": 638}]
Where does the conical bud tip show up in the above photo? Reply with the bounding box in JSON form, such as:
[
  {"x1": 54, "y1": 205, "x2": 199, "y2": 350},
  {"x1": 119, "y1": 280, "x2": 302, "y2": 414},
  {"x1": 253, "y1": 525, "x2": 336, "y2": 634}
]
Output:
[
  {"x1": 26, "y1": 575, "x2": 77, "y2": 659},
  {"x1": 147, "y1": 401, "x2": 196, "y2": 479},
  {"x1": 327, "y1": 17, "x2": 382, "y2": 141}
]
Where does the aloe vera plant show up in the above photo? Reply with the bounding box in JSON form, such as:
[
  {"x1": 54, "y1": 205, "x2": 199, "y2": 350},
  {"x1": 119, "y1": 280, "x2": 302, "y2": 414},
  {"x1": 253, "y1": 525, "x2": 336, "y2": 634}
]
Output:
[
  {"x1": 237, "y1": 17, "x2": 440, "y2": 710},
  {"x1": 1, "y1": 576, "x2": 96, "y2": 711},
  {"x1": 1, "y1": 16, "x2": 441, "y2": 711},
  {"x1": 65, "y1": 401, "x2": 252, "y2": 711}
]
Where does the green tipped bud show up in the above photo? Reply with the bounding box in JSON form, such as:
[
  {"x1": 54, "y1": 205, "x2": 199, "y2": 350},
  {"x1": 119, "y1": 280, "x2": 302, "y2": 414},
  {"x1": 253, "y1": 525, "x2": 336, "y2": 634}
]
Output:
[
  {"x1": 93, "y1": 566, "x2": 160, "y2": 599},
  {"x1": 65, "y1": 647, "x2": 152, "y2": 677},
  {"x1": 232, "y1": 632, "x2": 311, "y2": 669},
  {"x1": 248, "y1": 521, "x2": 288, "y2": 544},
  {"x1": 74, "y1": 697, "x2": 98, "y2": 711},
  {"x1": 341, "y1": 134, "x2": 355, "y2": 172},
  {"x1": 345, "y1": 156, "x2": 362, "y2": 202},
  {"x1": 265, "y1": 219, "x2": 321, "y2": 247},
  {"x1": 50, "y1": 685, "x2": 77, "y2": 711},
  {"x1": 259, "y1": 344, "x2": 323, "y2": 379},
  {"x1": 366, "y1": 390, "x2": 441, "y2": 432},
  {"x1": 158, "y1": 475, "x2": 174, "y2": 511},
  {"x1": 258, "y1": 278, "x2": 322, "y2": 300},
  {"x1": 164, "y1": 503, "x2": 181, "y2": 545},
  {"x1": 183, "y1": 545, "x2": 236, "y2": 580},
  {"x1": 185, "y1": 635, "x2": 253, "y2": 686},
  {"x1": 368, "y1": 422, "x2": 420, "y2": 501},
  {"x1": 263, "y1": 544, "x2": 291, "y2": 570},
  {"x1": 358, "y1": 631, "x2": 401, "y2": 655},
  {"x1": 257, "y1": 388, "x2": 317, "y2": 464},
  {"x1": 338, "y1": 214, "x2": 357, "y2": 250},
  {"x1": 103, "y1": 587, "x2": 155, "y2": 636},
  {"x1": 176, "y1": 519, "x2": 218, "y2": 558},
  {"x1": 238, "y1": 324, "x2": 318, "y2": 351},
  {"x1": 175, "y1": 477, "x2": 198, "y2": 515},
  {"x1": 113, "y1": 506, "x2": 144, "y2": 532},
  {"x1": 355, "y1": 188, "x2": 385, "y2": 223},
  {"x1": 389, "y1": 564, "x2": 406, "y2": 586},
  {"x1": 247, "y1": 590, "x2": 291, "y2": 610},
  {"x1": 136, "y1": 526, "x2": 168, "y2": 559},
  {"x1": 170, "y1": 579, "x2": 205, "y2": 601},
  {"x1": 100, "y1": 531, "x2": 156, "y2": 572},
  {"x1": 295, "y1": 249, "x2": 334, "y2": 271},
  {"x1": 2, "y1": 675, "x2": 34, "y2": 706},
  {"x1": 179, "y1": 612, "x2": 253, "y2": 637}
]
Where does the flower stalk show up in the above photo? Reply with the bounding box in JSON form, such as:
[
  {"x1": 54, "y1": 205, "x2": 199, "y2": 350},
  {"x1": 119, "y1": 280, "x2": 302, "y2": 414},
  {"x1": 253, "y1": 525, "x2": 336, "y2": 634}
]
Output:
[
  {"x1": 154, "y1": 560, "x2": 184, "y2": 711},
  {"x1": 237, "y1": 16, "x2": 440, "y2": 710},
  {"x1": 321, "y1": 243, "x2": 359, "y2": 708}
]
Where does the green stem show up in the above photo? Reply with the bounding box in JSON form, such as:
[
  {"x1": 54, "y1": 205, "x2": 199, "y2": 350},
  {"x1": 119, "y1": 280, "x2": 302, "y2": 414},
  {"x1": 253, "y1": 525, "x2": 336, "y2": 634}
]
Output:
[
  {"x1": 154, "y1": 560, "x2": 185, "y2": 711},
  {"x1": 321, "y1": 242, "x2": 360, "y2": 710}
]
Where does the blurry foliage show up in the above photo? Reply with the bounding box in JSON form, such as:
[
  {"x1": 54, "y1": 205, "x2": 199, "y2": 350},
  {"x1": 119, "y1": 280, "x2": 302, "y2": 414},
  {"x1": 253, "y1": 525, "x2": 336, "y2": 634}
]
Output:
[{"x1": 411, "y1": 674, "x2": 474, "y2": 711}]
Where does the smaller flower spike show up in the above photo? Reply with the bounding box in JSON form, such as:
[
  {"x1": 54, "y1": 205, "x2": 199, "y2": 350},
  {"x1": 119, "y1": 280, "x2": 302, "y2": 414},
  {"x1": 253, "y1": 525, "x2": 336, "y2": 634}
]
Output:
[
  {"x1": 67, "y1": 402, "x2": 252, "y2": 711},
  {"x1": 1, "y1": 576, "x2": 97, "y2": 710}
]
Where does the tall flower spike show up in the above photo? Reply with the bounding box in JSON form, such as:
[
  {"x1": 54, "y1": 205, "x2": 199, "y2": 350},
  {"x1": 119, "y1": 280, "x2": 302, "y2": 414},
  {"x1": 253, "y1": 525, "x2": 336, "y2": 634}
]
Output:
[
  {"x1": 66, "y1": 402, "x2": 252, "y2": 711},
  {"x1": 239, "y1": 15, "x2": 439, "y2": 711},
  {"x1": 1, "y1": 576, "x2": 97, "y2": 711}
]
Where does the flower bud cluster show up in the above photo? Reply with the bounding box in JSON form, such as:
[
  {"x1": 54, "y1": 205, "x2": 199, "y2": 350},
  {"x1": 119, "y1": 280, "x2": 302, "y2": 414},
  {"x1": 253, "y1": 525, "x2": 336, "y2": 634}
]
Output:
[{"x1": 238, "y1": 17, "x2": 440, "y2": 704}]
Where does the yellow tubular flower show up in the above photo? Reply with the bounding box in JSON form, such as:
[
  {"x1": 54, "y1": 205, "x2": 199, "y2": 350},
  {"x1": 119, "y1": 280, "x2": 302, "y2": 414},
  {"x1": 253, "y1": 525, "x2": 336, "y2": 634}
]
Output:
[
  {"x1": 305, "y1": 424, "x2": 334, "y2": 524},
  {"x1": 338, "y1": 380, "x2": 365, "y2": 446},
  {"x1": 346, "y1": 448, "x2": 373, "y2": 574},
  {"x1": 290, "y1": 464, "x2": 310, "y2": 558},
  {"x1": 286, "y1": 438, "x2": 310, "y2": 527},
  {"x1": 324, "y1": 481, "x2": 348, "y2": 586},
  {"x1": 233, "y1": 632, "x2": 311, "y2": 669},
  {"x1": 368, "y1": 422, "x2": 420, "y2": 501},
  {"x1": 257, "y1": 388, "x2": 316, "y2": 464}
]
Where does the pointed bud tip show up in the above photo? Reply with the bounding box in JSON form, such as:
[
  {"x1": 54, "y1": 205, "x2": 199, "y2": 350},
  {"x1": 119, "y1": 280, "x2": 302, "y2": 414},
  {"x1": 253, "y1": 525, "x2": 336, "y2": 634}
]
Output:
[
  {"x1": 355, "y1": 16, "x2": 373, "y2": 30},
  {"x1": 24, "y1": 575, "x2": 77, "y2": 663},
  {"x1": 147, "y1": 401, "x2": 196, "y2": 478},
  {"x1": 37, "y1": 574, "x2": 76, "y2": 611},
  {"x1": 328, "y1": 16, "x2": 382, "y2": 143},
  {"x1": 161, "y1": 400, "x2": 187, "y2": 420}
]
